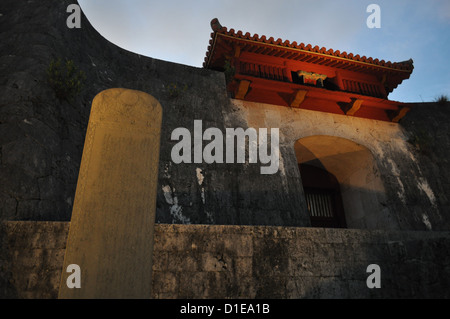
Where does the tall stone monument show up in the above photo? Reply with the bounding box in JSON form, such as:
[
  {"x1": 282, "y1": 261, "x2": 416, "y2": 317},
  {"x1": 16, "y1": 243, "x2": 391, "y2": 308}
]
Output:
[{"x1": 58, "y1": 88, "x2": 162, "y2": 298}]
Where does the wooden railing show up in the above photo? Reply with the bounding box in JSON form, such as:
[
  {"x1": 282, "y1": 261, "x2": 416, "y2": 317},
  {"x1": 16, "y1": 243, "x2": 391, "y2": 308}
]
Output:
[
  {"x1": 236, "y1": 60, "x2": 386, "y2": 98},
  {"x1": 238, "y1": 61, "x2": 287, "y2": 82}
]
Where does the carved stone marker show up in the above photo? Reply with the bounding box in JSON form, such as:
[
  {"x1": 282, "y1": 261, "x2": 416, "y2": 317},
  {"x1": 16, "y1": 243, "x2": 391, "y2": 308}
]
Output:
[{"x1": 58, "y1": 88, "x2": 162, "y2": 298}]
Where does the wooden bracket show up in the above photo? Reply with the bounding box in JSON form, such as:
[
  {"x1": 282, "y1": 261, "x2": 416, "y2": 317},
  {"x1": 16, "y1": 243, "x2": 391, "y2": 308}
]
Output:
[
  {"x1": 341, "y1": 98, "x2": 363, "y2": 116},
  {"x1": 389, "y1": 106, "x2": 410, "y2": 123},
  {"x1": 289, "y1": 90, "x2": 308, "y2": 108},
  {"x1": 235, "y1": 80, "x2": 251, "y2": 99},
  {"x1": 381, "y1": 73, "x2": 387, "y2": 86},
  {"x1": 234, "y1": 45, "x2": 241, "y2": 58}
]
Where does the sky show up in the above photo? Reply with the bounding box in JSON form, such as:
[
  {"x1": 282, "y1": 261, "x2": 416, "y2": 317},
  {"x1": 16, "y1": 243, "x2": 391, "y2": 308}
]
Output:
[{"x1": 77, "y1": 0, "x2": 450, "y2": 103}]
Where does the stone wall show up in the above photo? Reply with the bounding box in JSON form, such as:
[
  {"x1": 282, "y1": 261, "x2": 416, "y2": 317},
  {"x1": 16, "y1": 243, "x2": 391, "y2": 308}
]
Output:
[
  {"x1": 0, "y1": 0, "x2": 450, "y2": 230},
  {"x1": 1, "y1": 0, "x2": 449, "y2": 229},
  {"x1": 1, "y1": 0, "x2": 309, "y2": 226},
  {"x1": 1, "y1": 0, "x2": 450, "y2": 299},
  {"x1": 1, "y1": 221, "x2": 450, "y2": 299},
  {"x1": 0, "y1": 221, "x2": 68, "y2": 298},
  {"x1": 400, "y1": 102, "x2": 450, "y2": 218}
]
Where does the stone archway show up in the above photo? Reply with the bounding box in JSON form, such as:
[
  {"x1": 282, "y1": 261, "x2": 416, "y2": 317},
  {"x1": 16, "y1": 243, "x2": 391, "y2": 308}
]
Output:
[{"x1": 294, "y1": 135, "x2": 391, "y2": 229}]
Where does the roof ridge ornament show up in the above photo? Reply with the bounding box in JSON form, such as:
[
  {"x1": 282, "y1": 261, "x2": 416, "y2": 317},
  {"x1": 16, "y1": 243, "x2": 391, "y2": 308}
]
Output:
[
  {"x1": 211, "y1": 18, "x2": 223, "y2": 32},
  {"x1": 397, "y1": 58, "x2": 414, "y2": 66}
]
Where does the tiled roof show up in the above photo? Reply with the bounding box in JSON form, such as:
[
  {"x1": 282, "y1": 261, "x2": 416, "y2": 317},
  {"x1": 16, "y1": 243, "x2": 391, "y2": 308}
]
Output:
[{"x1": 204, "y1": 18, "x2": 414, "y2": 73}]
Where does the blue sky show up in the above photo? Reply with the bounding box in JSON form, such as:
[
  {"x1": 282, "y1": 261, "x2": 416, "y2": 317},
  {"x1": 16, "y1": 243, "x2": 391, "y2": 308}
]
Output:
[{"x1": 78, "y1": 0, "x2": 450, "y2": 103}]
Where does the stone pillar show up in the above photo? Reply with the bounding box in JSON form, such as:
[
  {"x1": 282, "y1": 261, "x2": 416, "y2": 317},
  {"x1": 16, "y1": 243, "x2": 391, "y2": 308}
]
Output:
[{"x1": 58, "y1": 88, "x2": 162, "y2": 298}]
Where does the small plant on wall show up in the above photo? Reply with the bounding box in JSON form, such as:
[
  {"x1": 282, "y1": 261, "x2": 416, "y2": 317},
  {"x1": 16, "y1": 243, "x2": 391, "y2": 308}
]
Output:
[
  {"x1": 167, "y1": 82, "x2": 188, "y2": 98},
  {"x1": 47, "y1": 58, "x2": 86, "y2": 101},
  {"x1": 434, "y1": 94, "x2": 449, "y2": 106}
]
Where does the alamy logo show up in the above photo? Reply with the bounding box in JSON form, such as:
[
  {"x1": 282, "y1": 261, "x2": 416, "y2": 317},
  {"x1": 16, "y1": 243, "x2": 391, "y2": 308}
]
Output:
[
  {"x1": 366, "y1": 264, "x2": 381, "y2": 288},
  {"x1": 171, "y1": 120, "x2": 280, "y2": 174},
  {"x1": 66, "y1": 4, "x2": 81, "y2": 29},
  {"x1": 366, "y1": 4, "x2": 381, "y2": 29},
  {"x1": 66, "y1": 264, "x2": 81, "y2": 288}
]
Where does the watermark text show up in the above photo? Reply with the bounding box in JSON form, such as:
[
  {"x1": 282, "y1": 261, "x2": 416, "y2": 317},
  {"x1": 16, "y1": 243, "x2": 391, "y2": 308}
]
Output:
[{"x1": 171, "y1": 120, "x2": 280, "y2": 174}]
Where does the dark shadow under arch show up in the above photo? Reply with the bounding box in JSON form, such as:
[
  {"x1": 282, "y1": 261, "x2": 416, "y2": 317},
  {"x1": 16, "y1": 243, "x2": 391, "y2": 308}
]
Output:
[
  {"x1": 299, "y1": 164, "x2": 347, "y2": 228},
  {"x1": 294, "y1": 135, "x2": 392, "y2": 229}
]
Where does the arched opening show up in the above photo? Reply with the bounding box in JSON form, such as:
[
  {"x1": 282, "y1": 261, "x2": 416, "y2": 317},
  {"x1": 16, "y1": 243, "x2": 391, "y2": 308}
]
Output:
[{"x1": 294, "y1": 135, "x2": 389, "y2": 229}]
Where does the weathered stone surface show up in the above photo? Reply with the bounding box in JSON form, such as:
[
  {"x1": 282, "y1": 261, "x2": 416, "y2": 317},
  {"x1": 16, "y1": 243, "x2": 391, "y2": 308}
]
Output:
[
  {"x1": 1, "y1": 0, "x2": 448, "y2": 229},
  {"x1": 151, "y1": 224, "x2": 450, "y2": 299},
  {"x1": 58, "y1": 89, "x2": 162, "y2": 299},
  {"x1": 0, "y1": 221, "x2": 69, "y2": 299},
  {"x1": 400, "y1": 102, "x2": 450, "y2": 220},
  {"x1": 2, "y1": 221, "x2": 450, "y2": 299},
  {"x1": 0, "y1": 0, "x2": 309, "y2": 226},
  {"x1": 1, "y1": 0, "x2": 450, "y2": 300}
]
